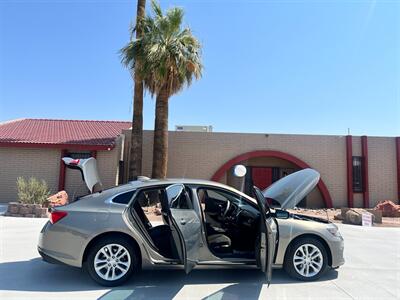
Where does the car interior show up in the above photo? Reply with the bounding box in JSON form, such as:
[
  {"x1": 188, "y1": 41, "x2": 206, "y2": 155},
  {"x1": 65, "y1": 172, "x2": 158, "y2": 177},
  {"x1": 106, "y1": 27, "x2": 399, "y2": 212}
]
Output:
[
  {"x1": 197, "y1": 188, "x2": 260, "y2": 259},
  {"x1": 130, "y1": 186, "x2": 261, "y2": 261},
  {"x1": 130, "y1": 188, "x2": 180, "y2": 259}
]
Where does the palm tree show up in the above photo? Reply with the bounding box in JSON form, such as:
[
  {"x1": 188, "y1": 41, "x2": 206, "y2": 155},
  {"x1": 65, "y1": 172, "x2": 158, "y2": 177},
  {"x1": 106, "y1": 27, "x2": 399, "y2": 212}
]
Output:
[
  {"x1": 121, "y1": 1, "x2": 202, "y2": 178},
  {"x1": 122, "y1": 0, "x2": 146, "y2": 181}
]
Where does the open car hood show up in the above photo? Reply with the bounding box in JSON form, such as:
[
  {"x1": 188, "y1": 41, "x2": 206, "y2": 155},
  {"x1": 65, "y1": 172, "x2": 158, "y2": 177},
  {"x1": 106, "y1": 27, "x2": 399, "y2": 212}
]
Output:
[
  {"x1": 262, "y1": 168, "x2": 320, "y2": 209},
  {"x1": 62, "y1": 157, "x2": 102, "y2": 193}
]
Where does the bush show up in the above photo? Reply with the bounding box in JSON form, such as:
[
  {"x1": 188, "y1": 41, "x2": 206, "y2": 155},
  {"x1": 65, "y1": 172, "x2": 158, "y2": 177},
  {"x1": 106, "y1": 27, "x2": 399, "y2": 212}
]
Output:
[{"x1": 16, "y1": 177, "x2": 50, "y2": 205}]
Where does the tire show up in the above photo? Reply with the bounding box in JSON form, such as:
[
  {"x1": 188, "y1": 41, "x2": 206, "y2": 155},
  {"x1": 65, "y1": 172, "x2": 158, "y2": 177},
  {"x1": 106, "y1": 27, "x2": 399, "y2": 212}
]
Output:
[
  {"x1": 85, "y1": 236, "x2": 139, "y2": 286},
  {"x1": 284, "y1": 237, "x2": 328, "y2": 281}
]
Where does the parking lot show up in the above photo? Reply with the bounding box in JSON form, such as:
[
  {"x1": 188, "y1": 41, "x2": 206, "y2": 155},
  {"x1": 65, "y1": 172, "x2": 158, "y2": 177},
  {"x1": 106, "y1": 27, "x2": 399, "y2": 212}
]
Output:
[{"x1": 0, "y1": 216, "x2": 399, "y2": 300}]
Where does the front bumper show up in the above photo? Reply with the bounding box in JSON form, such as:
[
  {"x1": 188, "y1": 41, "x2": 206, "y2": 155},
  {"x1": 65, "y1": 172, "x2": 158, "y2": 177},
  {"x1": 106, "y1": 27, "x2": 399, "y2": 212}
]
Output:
[{"x1": 330, "y1": 237, "x2": 345, "y2": 268}]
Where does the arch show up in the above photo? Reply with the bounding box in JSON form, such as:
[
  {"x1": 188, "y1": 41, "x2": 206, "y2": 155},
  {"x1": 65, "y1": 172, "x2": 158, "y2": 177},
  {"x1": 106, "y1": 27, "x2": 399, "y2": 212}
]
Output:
[{"x1": 211, "y1": 150, "x2": 333, "y2": 208}]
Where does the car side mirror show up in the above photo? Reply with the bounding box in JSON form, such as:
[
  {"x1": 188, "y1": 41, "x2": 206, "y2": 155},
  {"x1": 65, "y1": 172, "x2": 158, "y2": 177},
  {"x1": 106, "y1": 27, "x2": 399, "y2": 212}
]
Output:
[{"x1": 274, "y1": 209, "x2": 290, "y2": 219}]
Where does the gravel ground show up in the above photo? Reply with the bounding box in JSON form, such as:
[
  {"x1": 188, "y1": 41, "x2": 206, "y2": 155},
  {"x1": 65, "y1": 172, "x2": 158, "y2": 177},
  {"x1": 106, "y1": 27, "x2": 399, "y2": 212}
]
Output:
[{"x1": 289, "y1": 208, "x2": 400, "y2": 227}]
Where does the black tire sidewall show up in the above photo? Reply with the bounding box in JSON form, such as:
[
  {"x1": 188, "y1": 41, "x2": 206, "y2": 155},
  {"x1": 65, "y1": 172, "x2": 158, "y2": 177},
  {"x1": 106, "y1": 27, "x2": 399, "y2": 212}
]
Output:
[
  {"x1": 284, "y1": 237, "x2": 328, "y2": 281},
  {"x1": 85, "y1": 236, "x2": 138, "y2": 287}
]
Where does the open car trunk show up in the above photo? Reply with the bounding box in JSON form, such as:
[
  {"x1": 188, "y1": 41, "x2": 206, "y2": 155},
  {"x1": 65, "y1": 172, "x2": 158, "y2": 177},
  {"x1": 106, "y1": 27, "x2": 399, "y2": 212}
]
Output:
[{"x1": 62, "y1": 157, "x2": 103, "y2": 193}]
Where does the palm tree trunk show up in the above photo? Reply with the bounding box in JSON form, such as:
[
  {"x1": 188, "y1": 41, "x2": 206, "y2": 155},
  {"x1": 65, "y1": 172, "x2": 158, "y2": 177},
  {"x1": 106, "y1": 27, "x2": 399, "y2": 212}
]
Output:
[
  {"x1": 128, "y1": 0, "x2": 146, "y2": 181},
  {"x1": 152, "y1": 86, "x2": 169, "y2": 178}
]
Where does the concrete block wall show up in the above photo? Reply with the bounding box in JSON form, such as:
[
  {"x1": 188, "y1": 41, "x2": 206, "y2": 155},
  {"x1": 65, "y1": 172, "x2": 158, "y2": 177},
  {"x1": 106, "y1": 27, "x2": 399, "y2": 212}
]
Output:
[
  {"x1": 368, "y1": 137, "x2": 397, "y2": 207},
  {"x1": 123, "y1": 130, "x2": 349, "y2": 207},
  {"x1": 0, "y1": 147, "x2": 60, "y2": 202},
  {"x1": 123, "y1": 130, "x2": 399, "y2": 208},
  {"x1": 0, "y1": 138, "x2": 122, "y2": 202}
]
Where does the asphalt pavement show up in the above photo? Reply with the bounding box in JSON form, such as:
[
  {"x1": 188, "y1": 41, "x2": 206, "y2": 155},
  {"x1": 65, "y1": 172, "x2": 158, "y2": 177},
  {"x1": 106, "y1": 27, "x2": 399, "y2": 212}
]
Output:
[{"x1": 0, "y1": 216, "x2": 399, "y2": 299}]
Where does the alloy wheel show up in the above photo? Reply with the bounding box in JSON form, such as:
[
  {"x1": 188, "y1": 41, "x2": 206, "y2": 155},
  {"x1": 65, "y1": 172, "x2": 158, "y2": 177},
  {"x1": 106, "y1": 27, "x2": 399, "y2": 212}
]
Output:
[
  {"x1": 293, "y1": 243, "x2": 323, "y2": 277},
  {"x1": 94, "y1": 243, "x2": 131, "y2": 281}
]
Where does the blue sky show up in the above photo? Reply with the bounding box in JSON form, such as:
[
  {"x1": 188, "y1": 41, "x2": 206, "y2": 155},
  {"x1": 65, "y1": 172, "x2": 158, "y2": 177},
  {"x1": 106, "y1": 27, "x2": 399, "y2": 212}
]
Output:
[{"x1": 0, "y1": 0, "x2": 399, "y2": 136}]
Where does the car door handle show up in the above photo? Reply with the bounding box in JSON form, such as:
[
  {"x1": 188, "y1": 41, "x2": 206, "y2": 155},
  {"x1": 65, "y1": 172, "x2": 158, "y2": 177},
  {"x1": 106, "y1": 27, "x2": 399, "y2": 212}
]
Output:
[{"x1": 180, "y1": 219, "x2": 186, "y2": 225}]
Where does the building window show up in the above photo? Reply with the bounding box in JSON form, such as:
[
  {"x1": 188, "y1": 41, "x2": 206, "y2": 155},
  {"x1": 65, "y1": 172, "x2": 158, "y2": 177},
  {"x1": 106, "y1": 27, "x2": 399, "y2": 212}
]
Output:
[
  {"x1": 352, "y1": 156, "x2": 363, "y2": 192},
  {"x1": 67, "y1": 151, "x2": 92, "y2": 159}
]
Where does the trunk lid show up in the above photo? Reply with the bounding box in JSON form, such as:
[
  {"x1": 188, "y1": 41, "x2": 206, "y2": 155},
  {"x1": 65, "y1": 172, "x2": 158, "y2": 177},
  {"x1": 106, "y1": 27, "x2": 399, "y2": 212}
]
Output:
[{"x1": 62, "y1": 157, "x2": 102, "y2": 193}]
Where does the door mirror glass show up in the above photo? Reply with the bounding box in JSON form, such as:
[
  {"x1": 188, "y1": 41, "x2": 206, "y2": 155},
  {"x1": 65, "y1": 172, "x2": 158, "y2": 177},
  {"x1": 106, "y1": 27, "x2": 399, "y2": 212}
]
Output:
[
  {"x1": 166, "y1": 184, "x2": 185, "y2": 208},
  {"x1": 274, "y1": 209, "x2": 290, "y2": 219}
]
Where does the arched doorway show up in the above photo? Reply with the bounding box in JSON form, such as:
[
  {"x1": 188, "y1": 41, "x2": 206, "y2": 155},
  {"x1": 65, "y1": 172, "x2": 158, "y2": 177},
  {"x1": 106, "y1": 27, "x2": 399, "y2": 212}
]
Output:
[{"x1": 211, "y1": 150, "x2": 333, "y2": 208}]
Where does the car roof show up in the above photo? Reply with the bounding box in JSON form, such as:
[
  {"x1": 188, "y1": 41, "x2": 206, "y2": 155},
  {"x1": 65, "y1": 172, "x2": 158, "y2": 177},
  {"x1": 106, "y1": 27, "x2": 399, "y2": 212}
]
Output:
[
  {"x1": 128, "y1": 178, "x2": 257, "y2": 204},
  {"x1": 127, "y1": 178, "x2": 235, "y2": 190},
  {"x1": 79, "y1": 178, "x2": 256, "y2": 205}
]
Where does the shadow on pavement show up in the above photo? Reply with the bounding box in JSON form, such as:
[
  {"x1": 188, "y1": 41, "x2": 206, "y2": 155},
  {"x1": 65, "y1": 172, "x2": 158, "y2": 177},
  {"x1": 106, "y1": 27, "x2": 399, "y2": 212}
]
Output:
[{"x1": 0, "y1": 258, "x2": 338, "y2": 298}]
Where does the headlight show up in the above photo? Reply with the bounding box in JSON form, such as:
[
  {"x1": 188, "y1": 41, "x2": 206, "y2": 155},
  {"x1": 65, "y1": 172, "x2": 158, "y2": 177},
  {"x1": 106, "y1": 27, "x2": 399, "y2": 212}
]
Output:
[{"x1": 327, "y1": 224, "x2": 341, "y2": 237}]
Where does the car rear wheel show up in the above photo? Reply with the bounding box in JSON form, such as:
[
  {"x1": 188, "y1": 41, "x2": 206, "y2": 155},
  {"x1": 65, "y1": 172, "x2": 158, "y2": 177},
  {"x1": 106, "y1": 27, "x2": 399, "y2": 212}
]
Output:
[
  {"x1": 284, "y1": 237, "x2": 328, "y2": 281},
  {"x1": 85, "y1": 236, "x2": 139, "y2": 286}
]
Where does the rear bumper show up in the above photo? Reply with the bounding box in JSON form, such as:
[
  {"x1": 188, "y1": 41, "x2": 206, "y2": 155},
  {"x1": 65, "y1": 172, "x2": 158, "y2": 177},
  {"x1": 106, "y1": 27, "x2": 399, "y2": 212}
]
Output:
[
  {"x1": 38, "y1": 246, "x2": 68, "y2": 266},
  {"x1": 37, "y1": 221, "x2": 82, "y2": 268}
]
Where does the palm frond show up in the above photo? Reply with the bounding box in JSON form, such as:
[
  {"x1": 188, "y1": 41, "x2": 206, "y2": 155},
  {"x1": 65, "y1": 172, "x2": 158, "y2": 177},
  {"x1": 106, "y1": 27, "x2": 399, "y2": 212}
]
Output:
[{"x1": 121, "y1": 0, "x2": 202, "y2": 97}]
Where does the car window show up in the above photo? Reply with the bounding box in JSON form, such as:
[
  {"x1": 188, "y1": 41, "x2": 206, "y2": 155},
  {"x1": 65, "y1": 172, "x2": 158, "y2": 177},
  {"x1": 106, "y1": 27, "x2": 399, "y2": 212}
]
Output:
[
  {"x1": 206, "y1": 190, "x2": 228, "y2": 201},
  {"x1": 112, "y1": 190, "x2": 135, "y2": 204},
  {"x1": 170, "y1": 188, "x2": 193, "y2": 209},
  {"x1": 135, "y1": 188, "x2": 164, "y2": 225},
  {"x1": 198, "y1": 188, "x2": 242, "y2": 205}
]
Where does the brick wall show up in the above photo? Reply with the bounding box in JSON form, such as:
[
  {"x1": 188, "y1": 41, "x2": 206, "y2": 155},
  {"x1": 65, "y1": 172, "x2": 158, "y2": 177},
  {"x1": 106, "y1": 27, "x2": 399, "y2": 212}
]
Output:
[
  {"x1": 0, "y1": 138, "x2": 122, "y2": 203},
  {"x1": 368, "y1": 137, "x2": 397, "y2": 207},
  {"x1": 123, "y1": 130, "x2": 347, "y2": 207},
  {"x1": 0, "y1": 147, "x2": 60, "y2": 202},
  {"x1": 123, "y1": 130, "x2": 398, "y2": 208}
]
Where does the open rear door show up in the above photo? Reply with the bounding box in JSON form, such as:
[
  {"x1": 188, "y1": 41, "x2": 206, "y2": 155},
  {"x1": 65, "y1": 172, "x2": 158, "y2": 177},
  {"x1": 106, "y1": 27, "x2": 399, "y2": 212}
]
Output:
[
  {"x1": 165, "y1": 184, "x2": 202, "y2": 274},
  {"x1": 253, "y1": 186, "x2": 276, "y2": 285}
]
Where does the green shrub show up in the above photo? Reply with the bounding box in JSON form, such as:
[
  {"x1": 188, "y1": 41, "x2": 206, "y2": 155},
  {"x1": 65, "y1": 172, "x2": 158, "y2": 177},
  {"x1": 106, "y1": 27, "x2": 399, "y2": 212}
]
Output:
[{"x1": 16, "y1": 177, "x2": 50, "y2": 205}]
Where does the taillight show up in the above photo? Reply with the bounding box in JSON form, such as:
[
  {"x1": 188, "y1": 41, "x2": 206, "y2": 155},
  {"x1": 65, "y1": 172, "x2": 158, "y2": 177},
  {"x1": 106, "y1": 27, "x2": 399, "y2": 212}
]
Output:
[
  {"x1": 70, "y1": 159, "x2": 80, "y2": 165},
  {"x1": 49, "y1": 211, "x2": 68, "y2": 224}
]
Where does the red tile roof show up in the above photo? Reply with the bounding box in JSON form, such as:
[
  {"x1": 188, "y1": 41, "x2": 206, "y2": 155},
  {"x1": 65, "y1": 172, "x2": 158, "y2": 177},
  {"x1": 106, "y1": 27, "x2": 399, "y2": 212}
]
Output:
[{"x1": 0, "y1": 119, "x2": 131, "y2": 150}]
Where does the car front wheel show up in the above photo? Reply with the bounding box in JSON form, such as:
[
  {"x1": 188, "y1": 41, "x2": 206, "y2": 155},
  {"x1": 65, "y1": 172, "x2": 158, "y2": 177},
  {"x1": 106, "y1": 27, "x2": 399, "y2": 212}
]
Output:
[
  {"x1": 86, "y1": 236, "x2": 138, "y2": 286},
  {"x1": 284, "y1": 237, "x2": 328, "y2": 281}
]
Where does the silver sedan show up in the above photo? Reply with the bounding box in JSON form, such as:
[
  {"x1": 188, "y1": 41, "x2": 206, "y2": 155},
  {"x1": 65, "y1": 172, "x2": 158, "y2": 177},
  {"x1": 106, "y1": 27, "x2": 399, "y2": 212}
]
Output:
[{"x1": 38, "y1": 158, "x2": 344, "y2": 286}]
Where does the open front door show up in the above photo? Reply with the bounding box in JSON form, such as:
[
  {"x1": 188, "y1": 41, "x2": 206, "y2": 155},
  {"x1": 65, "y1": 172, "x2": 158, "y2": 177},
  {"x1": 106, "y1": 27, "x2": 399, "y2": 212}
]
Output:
[
  {"x1": 165, "y1": 184, "x2": 202, "y2": 274},
  {"x1": 253, "y1": 186, "x2": 277, "y2": 285}
]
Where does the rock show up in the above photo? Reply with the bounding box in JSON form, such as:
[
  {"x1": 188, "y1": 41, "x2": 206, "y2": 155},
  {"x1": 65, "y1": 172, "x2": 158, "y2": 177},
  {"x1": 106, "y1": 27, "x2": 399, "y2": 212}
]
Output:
[
  {"x1": 7, "y1": 202, "x2": 20, "y2": 214},
  {"x1": 344, "y1": 208, "x2": 377, "y2": 225},
  {"x1": 341, "y1": 208, "x2": 350, "y2": 219},
  {"x1": 24, "y1": 214, "x2": 35, "y2": 218},
  {"x1": 344, "y1": 209, "x2": 362, "y2": 225},
  {"x1": 374, "y1": 200, "x2": 400, "y2": 217},
  {"x1": 334, "y1": 213, "x2": 343, "y2": 220},
  {"x1": 18, "y1": 206, "x2": 30, "y2": 215},
  {"x1": 8, "y1": 214, "x2": 20, "y2": 217},
  {"x1": 35, "y1": 207, "x2": 48, "y2": 218},
  {"x1": 48, "y1": 191, "x2": 68, "y2": 207}
]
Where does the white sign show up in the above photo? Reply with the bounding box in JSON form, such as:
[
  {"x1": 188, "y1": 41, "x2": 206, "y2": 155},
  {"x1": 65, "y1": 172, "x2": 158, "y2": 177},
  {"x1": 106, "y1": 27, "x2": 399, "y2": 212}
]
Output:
[{"x1": 362, "y1": 213, "x2": 373, "y2": 227}]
